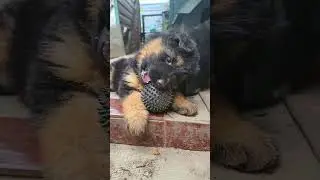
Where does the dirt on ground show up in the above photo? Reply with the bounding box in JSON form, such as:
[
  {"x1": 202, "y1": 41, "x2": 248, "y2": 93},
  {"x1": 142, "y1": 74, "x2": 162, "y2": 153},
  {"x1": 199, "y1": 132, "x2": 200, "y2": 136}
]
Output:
[{"x1": 110, "y1": 143, "x2": 210, "y2": 180}]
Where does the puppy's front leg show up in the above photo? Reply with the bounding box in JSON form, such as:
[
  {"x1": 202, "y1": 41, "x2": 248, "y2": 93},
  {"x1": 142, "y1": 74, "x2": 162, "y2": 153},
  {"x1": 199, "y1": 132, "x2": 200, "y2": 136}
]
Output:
[
  {"x1": 172, "y1": 93, "x2": 198, "y2": 116},
  {"x1": 39, "y1": 92, "x2": 109, "y2": 180},
  {"x1": 122, "y1": 91, "x2": 149, "y2": 136},
  {"x1": 212, "y1": 91, "x2": 279, "y2": 172}
]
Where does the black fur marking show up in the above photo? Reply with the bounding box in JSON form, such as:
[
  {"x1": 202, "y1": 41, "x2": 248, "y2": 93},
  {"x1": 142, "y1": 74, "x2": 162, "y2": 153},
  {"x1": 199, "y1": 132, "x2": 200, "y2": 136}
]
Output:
[
  {"x1": 2, "y1": 0, "x2": 108, "y2": 119},
  {"x1": 213, "y1": 0, "x2": 320, "y2": 110},
  {"x1": 97, "y1": 87, "x2": 109, "y2": 135},
  {"x1": 7, "y1": 0, "x2": 56, "y2": 94},
  {"x1": 43, "y1": 33, "x2": 65, "y2": 42}
]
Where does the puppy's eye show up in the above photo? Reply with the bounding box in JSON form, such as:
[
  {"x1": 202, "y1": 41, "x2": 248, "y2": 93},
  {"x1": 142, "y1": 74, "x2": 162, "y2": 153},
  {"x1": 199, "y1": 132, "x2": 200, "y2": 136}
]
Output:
[
  {"x1": 166, "y1": 57, "x2": 176, "y2": 65},
  {"x1": 141, "y1": 61, "x2": 148, "y2": 70},
  {"x1": 166, "y1": 57, "x2": 172, "y2": 64}
]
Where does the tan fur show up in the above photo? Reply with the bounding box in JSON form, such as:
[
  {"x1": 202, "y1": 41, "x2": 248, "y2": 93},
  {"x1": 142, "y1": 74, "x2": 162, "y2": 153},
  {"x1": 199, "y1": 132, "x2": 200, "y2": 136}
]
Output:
[
  {"x1": 39, "y1": 92, "x2": 109, "y2": 180},
  {"x1": 176, "y1": 55, "x2": 184, "y2": 66},
  {"x1": 123, "y1": 69, "x2": 144, "y2": 91},
  {"x1": 39, "y1": 27, "x2": 106, "y2": 92},
  {"x1": 172, "y1": 93, "x2": 198, "y2": 116},
  {"x1": 136, "y1": 38, "x2": 163, "y2": 63},
  {"x1": 122, "y1": 91, "x2": 149, "y2": 136}
]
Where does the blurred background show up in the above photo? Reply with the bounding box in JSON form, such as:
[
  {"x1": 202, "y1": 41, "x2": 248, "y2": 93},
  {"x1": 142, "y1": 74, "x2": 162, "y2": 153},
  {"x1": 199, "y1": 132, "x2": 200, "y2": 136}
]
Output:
[{"x1": 110, "y1": 0, "x2": 210, "y2": 58}]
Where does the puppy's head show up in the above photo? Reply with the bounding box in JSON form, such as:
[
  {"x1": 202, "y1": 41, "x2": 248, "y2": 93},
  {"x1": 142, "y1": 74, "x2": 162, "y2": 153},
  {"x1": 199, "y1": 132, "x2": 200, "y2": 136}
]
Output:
[{"x1": 135, "y1": 30, "x2": 200, "y2": 90}]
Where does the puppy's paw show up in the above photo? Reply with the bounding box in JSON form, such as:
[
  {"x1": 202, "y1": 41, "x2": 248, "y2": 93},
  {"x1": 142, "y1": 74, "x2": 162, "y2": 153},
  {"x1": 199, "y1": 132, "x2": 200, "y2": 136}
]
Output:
[
  {"x1": 214, "y1": 134, "x2": 279, "y2": 172},
  {"x1": 173, "y1": 99, "x2": 198, "y2": 116},
  {"x1": 124, "y1": 109, "x2": 149, "y2": 136}
]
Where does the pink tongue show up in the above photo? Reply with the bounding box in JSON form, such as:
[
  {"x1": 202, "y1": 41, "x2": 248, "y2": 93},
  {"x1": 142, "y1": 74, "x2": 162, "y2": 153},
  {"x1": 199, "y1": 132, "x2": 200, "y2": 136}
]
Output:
[{"x1": 142, "y1": 73, "x2": 151, "y2": 83}]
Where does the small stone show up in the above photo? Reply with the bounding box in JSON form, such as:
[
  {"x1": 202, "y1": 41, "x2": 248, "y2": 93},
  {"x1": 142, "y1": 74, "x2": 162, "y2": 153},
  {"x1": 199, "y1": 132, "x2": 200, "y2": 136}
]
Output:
[{"x1": 152, "y1": 148, "x2": 160, "y2": 155}]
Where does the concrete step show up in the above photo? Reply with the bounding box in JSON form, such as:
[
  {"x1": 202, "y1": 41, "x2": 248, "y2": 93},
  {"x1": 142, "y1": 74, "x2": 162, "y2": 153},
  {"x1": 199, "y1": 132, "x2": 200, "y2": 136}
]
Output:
[
  {"x1": 110, "y1": 91, "x2": 210, "y2": 151},
  {"x1": 0, "y1": 90, "x2": 210, "y2": 177},
  {"x1": 0, "y1": 96, "x2": 42, "y2": 178},
  {"x1": 0, "y1": 118, "x2": 42, "y2": 178}
]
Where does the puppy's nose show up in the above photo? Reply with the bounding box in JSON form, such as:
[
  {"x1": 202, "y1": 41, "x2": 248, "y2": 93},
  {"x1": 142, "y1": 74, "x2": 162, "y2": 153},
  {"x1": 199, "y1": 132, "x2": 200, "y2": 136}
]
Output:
[{"x1": 156, "y1": 79, "x2": 165, "y2": 87}]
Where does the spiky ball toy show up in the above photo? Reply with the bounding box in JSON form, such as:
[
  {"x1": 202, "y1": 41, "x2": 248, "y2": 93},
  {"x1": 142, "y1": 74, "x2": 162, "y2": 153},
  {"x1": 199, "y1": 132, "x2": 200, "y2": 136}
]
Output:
[
  {"x1": 141, "y1": 83, "x2": 174, "y2": 113},
  {"x1": 97, "y1": 87, "x2": 109, "y2": 134},
  {"x1": 140, "y1": 73, "x2": 174, "y2": 113}
]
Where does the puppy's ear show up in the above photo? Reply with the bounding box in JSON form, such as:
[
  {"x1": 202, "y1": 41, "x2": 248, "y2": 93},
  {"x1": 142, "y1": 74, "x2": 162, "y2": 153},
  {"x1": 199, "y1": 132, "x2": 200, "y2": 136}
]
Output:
[
  {"x1": 168, "y1": 33, "x2": 180, "y2": 48},
  {"x1": 110, "y1": 57, "x2": 129, "y2": 70},
  {"x1": 174, "y1": 33, "x2": 197, "y2": 54},
  {"x1": 167, "y1": 24, "x2": 197, "y2": 54}
]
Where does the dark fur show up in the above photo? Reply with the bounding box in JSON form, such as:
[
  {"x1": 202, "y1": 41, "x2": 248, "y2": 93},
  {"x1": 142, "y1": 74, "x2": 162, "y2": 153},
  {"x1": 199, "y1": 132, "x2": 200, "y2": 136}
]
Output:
[
  {"x1": 119, "y1": 30, "x2": 200, "y2": 95},
  {"x1": 211, "y1": 0, "x2": 320, "y2": 173},
  {"x1": 213, "y1": 0, "x2": 320, "y2": 110},
  {"x1": 0, "y1": 0, "x2": 109, "y2": 179},
  {"x1": 182, "y1": 20, "x2": 211, "y2": 95}
]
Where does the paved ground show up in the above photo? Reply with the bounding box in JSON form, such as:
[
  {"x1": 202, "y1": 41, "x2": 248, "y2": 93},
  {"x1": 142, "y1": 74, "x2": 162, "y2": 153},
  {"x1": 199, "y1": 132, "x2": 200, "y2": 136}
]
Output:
[{"x1": 110, "y1": 144, "x2": 210, "y2": 180}]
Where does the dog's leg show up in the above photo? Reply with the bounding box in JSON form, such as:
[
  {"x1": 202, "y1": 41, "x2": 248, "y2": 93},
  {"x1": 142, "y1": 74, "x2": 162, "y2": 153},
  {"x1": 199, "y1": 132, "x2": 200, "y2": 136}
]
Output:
[
  {"x1": 38, "y1": 92, "x2": 109, "y2": 180},
  {"x1": 172, "y1": 93, "x2": 198, "y2": 116},
  {"x1": 212, "y1": 91, "x2": 279, "y2": 172},
  {"x1": 122, "y1": 91, "x2": 149, "y2": 136}
]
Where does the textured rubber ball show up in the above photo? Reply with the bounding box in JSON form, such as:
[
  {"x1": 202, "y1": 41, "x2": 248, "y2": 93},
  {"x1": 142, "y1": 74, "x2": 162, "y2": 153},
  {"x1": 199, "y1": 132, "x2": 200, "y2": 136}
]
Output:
[{"x1": 141, "y1": 83, "x2": 174, "y2": 113}]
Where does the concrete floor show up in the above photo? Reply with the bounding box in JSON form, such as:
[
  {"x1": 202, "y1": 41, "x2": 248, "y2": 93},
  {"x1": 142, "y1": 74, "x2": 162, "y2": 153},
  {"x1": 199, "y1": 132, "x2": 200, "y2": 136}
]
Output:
[
  {"x1": 110, "y1": 144, "x2": 210, "y2": 180},
  {"x1": 213, "y1": 103, "x2": 320, "y2": 180}
]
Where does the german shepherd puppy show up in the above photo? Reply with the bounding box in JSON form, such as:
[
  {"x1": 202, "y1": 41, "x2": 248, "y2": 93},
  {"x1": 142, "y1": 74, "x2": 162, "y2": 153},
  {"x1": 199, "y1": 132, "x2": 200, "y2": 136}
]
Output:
[
  {"x1": 111, "y1": 28, "x2": 200, "y2": 136},
  {"x1": 0, "y1": 0, "x2": 109, "y2": 179},
  {"x1": 212, "y1": 0, "x2": 320, "y2": 173},
  {"x1": 110, "y1": 17, "x2": 280, "y2": 173}
]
